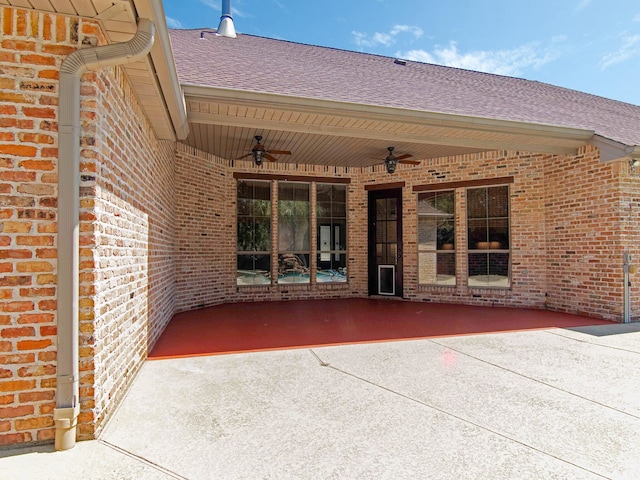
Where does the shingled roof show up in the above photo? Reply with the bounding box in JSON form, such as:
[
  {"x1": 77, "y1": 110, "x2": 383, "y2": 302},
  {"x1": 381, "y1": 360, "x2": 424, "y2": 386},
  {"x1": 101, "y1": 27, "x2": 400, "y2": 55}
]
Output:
[{"x1": 169, "y1": 29, "x2": 640, "y2": 148}]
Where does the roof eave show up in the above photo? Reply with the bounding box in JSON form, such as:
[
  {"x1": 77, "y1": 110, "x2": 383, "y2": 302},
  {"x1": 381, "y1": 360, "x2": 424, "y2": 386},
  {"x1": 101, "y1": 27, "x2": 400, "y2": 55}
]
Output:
[
  {"x1": 591, "y1": 135, "x2": 640, "y2": 162},
  {"x1": 133, "y1": 0, "x2": 189, "y2": 140},
  {"x1": 182, "y1": 84, "x2": 595, "y2": 155}
]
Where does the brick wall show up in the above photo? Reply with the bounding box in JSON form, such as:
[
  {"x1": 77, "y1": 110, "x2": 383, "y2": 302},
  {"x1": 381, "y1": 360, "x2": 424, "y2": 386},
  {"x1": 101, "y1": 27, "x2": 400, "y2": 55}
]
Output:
[
  {"x1": 77, "y1": 26, "x2": 176, "y2": 440},
  {"x1": 0, "y1": 7, "x2": 176, "y2": 446},
  {"x1": 175, "y1": 145, "x2": 634, "y2": 321},
  {"x1": 544, "y1": 145, "x2": 626, "y2": 319},
  {"x1": 174, "y1": 144, "x2": 362, "y2": 312},
  {"x1": 1, "y1": 6, "x2": 69, "y2": 446},
  {"x1": 2, "y1": 5, "x2": 636, "y2": 450},
  {"x1": 77, "y1": 63, "x2": 176, "y2": 439}
]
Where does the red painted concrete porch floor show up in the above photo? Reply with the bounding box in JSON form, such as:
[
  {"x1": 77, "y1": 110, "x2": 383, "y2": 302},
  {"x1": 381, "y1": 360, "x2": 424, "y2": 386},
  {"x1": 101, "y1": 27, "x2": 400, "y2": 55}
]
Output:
[{"x1": 149, "y1": 299, "x2": 612, "y2": 360}]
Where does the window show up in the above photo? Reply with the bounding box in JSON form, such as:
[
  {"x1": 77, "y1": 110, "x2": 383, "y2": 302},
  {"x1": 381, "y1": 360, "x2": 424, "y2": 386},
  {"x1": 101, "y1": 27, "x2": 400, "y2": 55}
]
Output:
[
  {"x1": 278, "y1": 182, "x2": 310, "y2": 284},
  {"x1": 467, "y1": 185, "x2": 510, "y2": 287},
  {"x1": 236, "y1": 180, "x2": 271, "y2": 285},
  {"x1": 418, "y1": 190, "x2": 455, "y2": 285},
  {"x1": 316, "y1": 184, "x2": 347, "y2": 283}
]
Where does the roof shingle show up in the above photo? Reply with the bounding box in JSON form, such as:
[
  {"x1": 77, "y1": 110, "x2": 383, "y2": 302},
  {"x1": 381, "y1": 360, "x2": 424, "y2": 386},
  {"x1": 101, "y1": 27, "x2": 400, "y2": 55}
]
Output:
[{"x1": 169, "y1": 29, "x2": 640, "y2": 146}]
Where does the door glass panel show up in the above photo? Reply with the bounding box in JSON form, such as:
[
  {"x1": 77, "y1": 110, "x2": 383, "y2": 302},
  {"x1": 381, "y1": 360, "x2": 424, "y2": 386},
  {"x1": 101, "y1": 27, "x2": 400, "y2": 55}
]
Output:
[
  {"x1": 376, "y1": 199, "x2": 387, "y2": 220},
  {"x1": 386, "y1": 221, "x2": 397, "y2": 243}
]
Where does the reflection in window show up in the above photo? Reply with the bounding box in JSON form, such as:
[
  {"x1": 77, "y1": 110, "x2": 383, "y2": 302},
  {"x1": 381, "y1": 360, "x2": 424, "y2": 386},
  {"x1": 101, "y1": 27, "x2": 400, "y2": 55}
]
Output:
[
  {"x1": 418, "y1": 190, "x2": 455, "y2": 285},
  {"x1": 467, "y1": 185, "x2": 510, "y2": 287},
  {"x1": 278, "y1": 182, "x2": 310, "y2": 284},
  {"x1": 316, "y1": 184, "x2": 347, "y2": 283},
  {"x1": 236, "y1": 180, "x2": 271, "y2": 285}
]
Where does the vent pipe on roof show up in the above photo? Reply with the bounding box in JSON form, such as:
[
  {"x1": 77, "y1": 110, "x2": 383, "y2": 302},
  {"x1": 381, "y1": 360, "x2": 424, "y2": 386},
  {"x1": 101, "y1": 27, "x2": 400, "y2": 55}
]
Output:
[{"x1": 217, "y1": 0, "x2": 236, "y2": 38}]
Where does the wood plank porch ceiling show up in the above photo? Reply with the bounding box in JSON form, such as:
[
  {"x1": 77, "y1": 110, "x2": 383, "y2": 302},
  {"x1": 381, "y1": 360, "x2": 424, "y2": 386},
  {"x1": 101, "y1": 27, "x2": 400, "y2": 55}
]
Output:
[{"x1": 183, "y1": 86, "x2": 595, "y2": 169}]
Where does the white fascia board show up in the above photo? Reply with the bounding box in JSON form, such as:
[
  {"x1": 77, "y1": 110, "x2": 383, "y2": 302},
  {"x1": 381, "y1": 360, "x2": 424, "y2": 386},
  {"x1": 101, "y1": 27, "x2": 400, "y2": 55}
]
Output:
[
  {"x1": 133, "y1": 0, "x2": 189, "y2": 140},
  {"x1": 182, "y1": 84, "x2": 595, "y2": 143},
  {"x1": 591, "y1": 135, "x2": 640, "y2": 162}
]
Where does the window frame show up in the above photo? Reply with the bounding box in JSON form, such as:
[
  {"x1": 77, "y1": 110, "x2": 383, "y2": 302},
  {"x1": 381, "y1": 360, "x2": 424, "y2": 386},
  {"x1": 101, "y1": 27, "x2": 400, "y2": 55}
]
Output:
[
  {"x1": 316, "y1": 183, "x2": 348, "y2": 283},
  {"x1": 236, "y1": 179, "x2": 272, "y2": 286},
  {"x1": 417, "y1": 189, "x2": 456, "y2": 286},
  {"x1": 277, "y1": 181, "x2": 311, "y2": 285},
  {"x1": 465, "y1": 184, "x2": 511, "y2": 289},
  {"x1": 235, "y1": 175, "x2": 350, "y2": 288}
]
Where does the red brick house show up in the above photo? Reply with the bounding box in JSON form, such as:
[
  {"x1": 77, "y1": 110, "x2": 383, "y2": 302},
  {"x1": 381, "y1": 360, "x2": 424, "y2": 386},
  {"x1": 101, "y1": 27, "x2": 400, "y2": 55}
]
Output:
[{"x1": 1, "y1": 0, "x2": 639, "y2": 449}]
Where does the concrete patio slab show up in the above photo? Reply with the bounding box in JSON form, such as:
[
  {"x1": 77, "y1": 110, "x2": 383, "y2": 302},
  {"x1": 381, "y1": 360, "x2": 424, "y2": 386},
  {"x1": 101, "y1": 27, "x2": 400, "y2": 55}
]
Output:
[{"x1": 1, "y1": 322, "x2": 639, "y2": 479}]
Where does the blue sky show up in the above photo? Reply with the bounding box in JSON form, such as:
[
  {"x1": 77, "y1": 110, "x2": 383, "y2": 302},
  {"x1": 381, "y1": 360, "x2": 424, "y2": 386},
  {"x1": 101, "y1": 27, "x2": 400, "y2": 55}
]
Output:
[{"x1": 164, "y1": 0, "x2": 640, "y2": 106}]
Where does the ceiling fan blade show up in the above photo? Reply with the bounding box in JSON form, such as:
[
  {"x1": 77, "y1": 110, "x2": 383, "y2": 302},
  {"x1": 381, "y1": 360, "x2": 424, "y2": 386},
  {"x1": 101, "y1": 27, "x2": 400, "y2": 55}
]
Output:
[
  {"x1": 399, "y1": 159, "x2": 421, "y2": 165},
  {"x1": 236, "y1": 153, "x2": 253, "y2": 160},
  {"x1": 395, "y1": 153, "x2": 413, "y2": 160},
  {"x1": 264, "y1": 153, "x2": 279, "y2": 162},
  {"x1": 267, "y1": 150, "x2": 291, "y2": 155}
]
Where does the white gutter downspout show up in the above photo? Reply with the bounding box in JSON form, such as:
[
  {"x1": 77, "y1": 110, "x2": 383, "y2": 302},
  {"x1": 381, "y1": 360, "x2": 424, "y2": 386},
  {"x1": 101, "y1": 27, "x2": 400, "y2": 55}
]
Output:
[{"x1": 54, "y1": 18, "x2": 155, "y2": 451}]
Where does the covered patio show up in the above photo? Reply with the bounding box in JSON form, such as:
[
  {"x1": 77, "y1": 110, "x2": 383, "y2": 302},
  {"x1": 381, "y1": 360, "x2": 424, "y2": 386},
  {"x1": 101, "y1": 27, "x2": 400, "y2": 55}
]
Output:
[{"x1": 149, "y1": 299, "x2": 612, "y2": 359}]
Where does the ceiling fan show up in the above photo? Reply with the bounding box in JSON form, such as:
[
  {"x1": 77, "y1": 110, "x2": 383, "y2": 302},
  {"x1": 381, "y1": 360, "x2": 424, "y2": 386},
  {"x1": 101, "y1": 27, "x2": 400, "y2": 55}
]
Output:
[
  {"x1": 238, "y1": 135, "x2": 292, "y2": 166},
  {"x1": 380, "y1": 146, "x2": 420, "y2": 173}
]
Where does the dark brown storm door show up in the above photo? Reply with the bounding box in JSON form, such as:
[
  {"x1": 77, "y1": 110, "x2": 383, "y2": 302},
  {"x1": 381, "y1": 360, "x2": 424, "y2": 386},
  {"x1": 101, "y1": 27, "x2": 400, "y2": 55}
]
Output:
[{"x1": 368, "y1": 188, "x2": 403, "y2": 297}]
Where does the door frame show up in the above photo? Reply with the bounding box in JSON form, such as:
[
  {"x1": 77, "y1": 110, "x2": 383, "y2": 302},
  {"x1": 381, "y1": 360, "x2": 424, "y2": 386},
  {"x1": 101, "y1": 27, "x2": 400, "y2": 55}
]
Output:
[{"x1": 367, "y1": 188, "x2": 403, "y2": 297}]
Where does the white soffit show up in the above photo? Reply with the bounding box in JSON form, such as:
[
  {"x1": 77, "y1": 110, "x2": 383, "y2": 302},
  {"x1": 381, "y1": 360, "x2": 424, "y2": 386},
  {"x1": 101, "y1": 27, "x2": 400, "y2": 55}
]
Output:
[
  {"x1": 183, "y1": 84, "x2": 596, "y2": 167},
  {"x1": 0, "y1": 0, "x2": 187, "y2": 141}
]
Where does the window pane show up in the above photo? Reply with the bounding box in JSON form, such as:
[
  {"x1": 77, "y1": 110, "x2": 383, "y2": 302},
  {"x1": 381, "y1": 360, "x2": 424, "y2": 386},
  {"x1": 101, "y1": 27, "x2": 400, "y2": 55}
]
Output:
[
  {"x1": 467, "y1": 188, "x2": 487, "y2": 219},
  {"x1": 331, "y1": 187, "x2": 346, "y2": 217},
  {"x1": 468, "y1": 253, "x2": 510, "y2": 287},
  {"x1": 434, "y1": 191, "x2": 455, "y2": 214},
  {"x1": 317, "y1": 220, "x2": 346, "y2": 251},
  {"x1": 467, "y1": 185, "x2": 510, "y2": 287},
  {"x1": 437, "y1": 219, "x2": 455, "y2": 250},
  {"x1": 488, "y1": 218, "x2": 509, "y2": 249},
  {"x1": 237, "y1": 218, "x2": 253, "y2": 251},
  {"x1": 418, "y1": 216, "x2": 437, "y2": 249},
  {"x1": 278, "y1": 183, "x2": 310, "y2": 252},
  {"x1": 468, "y1": 219, "x2": 488, "y2": 249},
  {"x1": 418, "y1": 252, "x2": 455, "y2": 285},
  {"x1": 253, "y1": 217, "x2": 271, "y2": 251},
  {"x1": 488, "y1": 186, "x2": 509, "y2": 217},
  {"x1": 237, "y1": 254, "x2": 271, "y2": 285},
  {"x1": 417, "y1": 190, "x2": 455, "y2": 285},
  {"x1": 316, "y1": 184, "x2": 347, "y2": 279},
  {"x1": 237, "y1": 198, "x2": 251, "y2": 215},
  {"x1": 468, "y1": 252, "x2": 488, "y2": 279},
  {"x1": 489, "y1": 253, "x2": 509, "y2": 278},
  {"x1": 237, "y1": 180, "x2": 272, "y2": 285},
  {"x1": 277, "y1": 253, "x2": 310, "y2": 284},
  {"x1": 316, "y1": 253, "x2": 347, "y2": 283}
]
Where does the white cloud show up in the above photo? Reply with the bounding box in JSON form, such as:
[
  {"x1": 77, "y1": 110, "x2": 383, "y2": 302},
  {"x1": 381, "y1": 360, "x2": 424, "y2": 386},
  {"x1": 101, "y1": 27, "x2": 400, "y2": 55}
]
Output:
[
  {"x1": 165, "y1": 16, "x2": 183, "y2": 29},
  {"x1": 352, "y1": 24, "x2": 423, "y2": 48},
  {"x1": 398, "y1": 41, "x2": 558, "y2": 77},
  {"x1": 600, "y1": 34, "x2": 640, "y2": 69}
]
